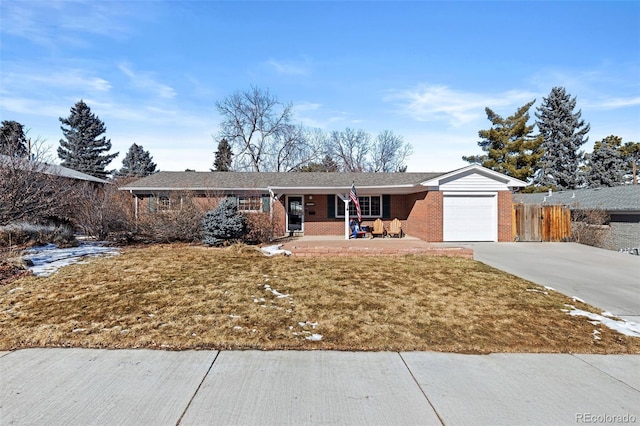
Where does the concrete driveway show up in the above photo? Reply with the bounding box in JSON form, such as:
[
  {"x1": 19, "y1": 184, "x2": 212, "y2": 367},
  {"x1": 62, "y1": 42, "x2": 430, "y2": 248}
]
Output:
[{"x1": 463, "y1": 242, "x2": 640, "y2": 322}]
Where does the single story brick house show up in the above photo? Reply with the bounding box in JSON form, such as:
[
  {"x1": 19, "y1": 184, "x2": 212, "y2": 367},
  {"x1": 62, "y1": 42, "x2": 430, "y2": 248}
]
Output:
[
  {"x1": 120, "y1": 164, "x2": 526, "y2": 242},
  {"x1": 514, "y1": 185, "x2": 640, "y2": 250}
]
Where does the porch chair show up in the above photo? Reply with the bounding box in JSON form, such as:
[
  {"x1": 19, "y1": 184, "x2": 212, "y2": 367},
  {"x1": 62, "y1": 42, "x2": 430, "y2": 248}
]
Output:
[
  {"x1": 388, "y1": 218, "x2": 404, "y2": 238},
  {"x1": 371, "y1": 218, "x2": 386, "y2": 238}
]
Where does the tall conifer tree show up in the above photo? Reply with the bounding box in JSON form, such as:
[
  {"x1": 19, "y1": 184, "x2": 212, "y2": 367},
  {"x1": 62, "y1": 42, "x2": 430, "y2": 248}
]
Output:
[
  {"x1": 212, "y1": 138, "x2": 233, "y2": 171},
  {"x1": 0, "y1": 120, "x2": 29, "y2": 157},
  {"x1": 117, "y1": 143, "x2": 157, "y2": 177},
  {"x1": 584, "y1": 135, "x2": 626, "y2": 188},
  {"x1": 463, "y1": 100, "x2": 543, "y2": 181},
  {"x1": 58, "y1": 100, "x2": 118, "y2": 179},
  {"x1": 534, "y1": 87, "x2": 590, "y2": 190}
]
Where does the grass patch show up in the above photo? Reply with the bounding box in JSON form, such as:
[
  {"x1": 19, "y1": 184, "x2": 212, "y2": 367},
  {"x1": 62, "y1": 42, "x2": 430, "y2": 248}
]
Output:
[{"x1": 1, "y1": 244, "x2": 638, "y2": 353}]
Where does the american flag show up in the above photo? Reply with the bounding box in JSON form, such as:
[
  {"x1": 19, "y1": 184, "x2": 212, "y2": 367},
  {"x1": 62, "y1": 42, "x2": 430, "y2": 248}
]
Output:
[{"x1": 349, "y1": 183, "x2": 361, "y2": 222}]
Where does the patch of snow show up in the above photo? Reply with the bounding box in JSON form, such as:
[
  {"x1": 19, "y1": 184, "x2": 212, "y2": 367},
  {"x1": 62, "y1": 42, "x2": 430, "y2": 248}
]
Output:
[
  {"x1": 260, "y1": 244, "x2": 291, "y2": 257},
  {"x1": 22, "y1": 242, "x2": 120, "y2": 277},
  {"x1": 526, "y1": 288, "x2": 548, "y2": 295},
  {"x1": 264, "y1": 284, "x2": 290, "y2": 299},
  {"x1": 8, "y1": 287, "x2": 23, "y2": 294},
  {"x1": 566, "y1": 306, "x2": 640, "y2": 338},
  {"x1": 543, "y1": 286, "x2": 555, "y2": 291},
  {"x1": 571, "y1": 296, "x2": 585, "y2": 303},
  {"x1": 298, "y1": 321, "x2": 318, "y2": 329},
  {"x1": 601, "y1": 311, "x2": 614, "y2": 317},
  {"x1": 306, "y1": 333, "x2": 323, "y2": 341}
]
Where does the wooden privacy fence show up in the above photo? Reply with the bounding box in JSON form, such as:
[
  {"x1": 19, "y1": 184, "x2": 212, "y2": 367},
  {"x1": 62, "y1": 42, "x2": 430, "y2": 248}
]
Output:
[{"x1": 512, "y1": 204, "x2": 571, "y2": 242}]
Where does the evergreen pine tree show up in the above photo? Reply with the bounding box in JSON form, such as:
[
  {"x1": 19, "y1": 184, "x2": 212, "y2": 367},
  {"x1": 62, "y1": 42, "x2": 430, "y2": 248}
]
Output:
[
  {"x1": 58, "y1": 100, "x2": 118, "y2": 179},
  {"x1": 201, "y1": 198, "x2": 247, "y2": 246},
  {"x1": 534, "y1": 87, "x2": 590, "y2": 190},
  {"x1": 585, "y1": 136, "x2": 626, "y2": 188},
  {"x1": 212, "y1": 138, "x2": 233, "y2": 171},
  {"x1": 117, "y1": 143, "x2": 158, "y2": 177},
  {"x1": 462, "y1": 100, "x2": 543, "y2": 181},
  {"x1": 0, "y1": 120, "x2": 28, "y2": 157}
]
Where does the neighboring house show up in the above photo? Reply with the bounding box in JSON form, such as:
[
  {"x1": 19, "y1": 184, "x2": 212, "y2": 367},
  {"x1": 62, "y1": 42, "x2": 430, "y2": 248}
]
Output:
[
  {"x1": 0, "y1": 154, "x2": 108, "y2": 184},
  {"x1": 120, "y1": 164, "x2": 526, "y2": 242},
  {"x1": 514, "y1": 186, "x2": 640, "y2": 250},
  {"x1": 40, "y1": 162, "x2": 109, "y2": 184}
]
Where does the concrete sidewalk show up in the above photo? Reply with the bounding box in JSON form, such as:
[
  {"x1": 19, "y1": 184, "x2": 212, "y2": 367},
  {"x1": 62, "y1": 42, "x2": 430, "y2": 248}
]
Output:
[{"x1": 2, "y1": 349, "x2": 639, "y2": 425}]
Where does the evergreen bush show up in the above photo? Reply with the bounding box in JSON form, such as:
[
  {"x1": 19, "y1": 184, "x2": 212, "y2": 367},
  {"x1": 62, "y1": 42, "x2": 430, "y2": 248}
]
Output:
[{"x1": 202, "y1": 198, "x2": 247, "y2": 246}]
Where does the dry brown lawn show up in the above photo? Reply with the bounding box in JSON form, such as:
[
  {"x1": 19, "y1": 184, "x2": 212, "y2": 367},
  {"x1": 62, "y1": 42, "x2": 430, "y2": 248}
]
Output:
[{"x1": 1, "y1": 244, "x2": 638, "y2": 353}]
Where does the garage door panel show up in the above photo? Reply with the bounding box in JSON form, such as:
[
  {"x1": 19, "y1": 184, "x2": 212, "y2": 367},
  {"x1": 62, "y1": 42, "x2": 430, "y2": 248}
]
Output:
[{"x1": 443, "y1": 195, "x2": 497, "y2": 242}]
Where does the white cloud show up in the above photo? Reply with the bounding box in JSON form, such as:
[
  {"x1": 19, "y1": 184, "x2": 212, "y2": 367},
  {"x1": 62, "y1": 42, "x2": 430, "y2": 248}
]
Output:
[
  {"x1": 387, "y1": 84, "x2": 536, "y2": 127},
  {"x1": 0, "y1": 97, "x2": 70, "y2": 119},
  {"x1": 265, "y1": 59, "x2": 310, "y2": 76},
  {"x1": 118, "y1": 64, "x2": 177, "y2": 99},
  {"x1": 0, "y1": 0, "x2": 135, "y2": 46},
  {"x1": 2, "y1": 68, "x2": 112, "y2": 94},
  {"x1": 583, "y1": 96, "x2": 640, "y2": 110}
]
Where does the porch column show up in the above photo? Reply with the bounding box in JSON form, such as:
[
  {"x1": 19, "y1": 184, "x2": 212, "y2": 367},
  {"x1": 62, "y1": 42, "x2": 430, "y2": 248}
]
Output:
[{"x1": 344, "y1": 197, "x2": 350, "y2": 240}]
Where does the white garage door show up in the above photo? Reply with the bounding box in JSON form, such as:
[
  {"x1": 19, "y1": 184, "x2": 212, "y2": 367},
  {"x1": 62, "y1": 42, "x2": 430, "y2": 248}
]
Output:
[{"x1": 443, "y1": 194, "x2": 497, "y2": 241}]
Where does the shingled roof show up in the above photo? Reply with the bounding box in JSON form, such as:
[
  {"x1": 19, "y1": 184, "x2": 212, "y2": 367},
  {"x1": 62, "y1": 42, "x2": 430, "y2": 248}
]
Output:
[
  {"x1": 514, "y1": 186, "x2": 640, "y2": 212},
  {"x1": 120, "y1": 171, "x2": 446, "y2": 194},
  {"x1": 0, "y1": 154, "x2": 108, "y2": 184}
]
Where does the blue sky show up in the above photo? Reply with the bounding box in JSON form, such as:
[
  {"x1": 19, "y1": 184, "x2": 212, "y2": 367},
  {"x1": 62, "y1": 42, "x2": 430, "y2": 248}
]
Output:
[{"x1": 1, "y1": 1, "x2": 639, "y2": 173}]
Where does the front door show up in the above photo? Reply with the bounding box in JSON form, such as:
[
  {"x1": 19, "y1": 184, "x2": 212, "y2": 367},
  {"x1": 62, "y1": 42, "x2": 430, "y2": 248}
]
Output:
[{"x1": 287, "y1": 196, "x2": 303, "y2": 233}]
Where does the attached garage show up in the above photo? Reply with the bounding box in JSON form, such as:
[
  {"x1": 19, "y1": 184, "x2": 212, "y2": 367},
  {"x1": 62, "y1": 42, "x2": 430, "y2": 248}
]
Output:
[
  {"x1": 442, "y1": 193, "x2": 497, "y2": 241},
  {"x1": 419, "y1": 166, "x2": 526, "y2": 242}
]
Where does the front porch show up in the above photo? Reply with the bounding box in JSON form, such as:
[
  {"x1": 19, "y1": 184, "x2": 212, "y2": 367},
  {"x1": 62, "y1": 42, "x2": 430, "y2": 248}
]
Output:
[{"x1": 277, "y1": 235, "x2": 473, "y2": 258}]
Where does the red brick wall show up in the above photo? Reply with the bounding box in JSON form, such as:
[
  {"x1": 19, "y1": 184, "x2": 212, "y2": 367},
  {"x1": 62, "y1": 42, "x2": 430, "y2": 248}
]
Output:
[
  {"x1": 406, "y1": 191, "x2": 443, "y2": 242},
  {"x1": 133, "y1": 190, "x2": 513, "y2": 242},
  {"x1": 497, "y1": 191, "x2": 513, "y2": 242},
  {"x1": 297, "y1": 194, "x2": 413, "y2": 236}
]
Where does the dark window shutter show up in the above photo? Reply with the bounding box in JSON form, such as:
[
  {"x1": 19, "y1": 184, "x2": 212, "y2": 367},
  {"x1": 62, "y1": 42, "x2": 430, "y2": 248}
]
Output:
[
  {"x1": 382, "y1": 195, "x2": 391, "y2": 218},
  {"x1": 327, "y1": 195, "x2": 335, "y2": 218},
  {"x1": 262, "y1": 196, "x2": 270, "y2": 213}
]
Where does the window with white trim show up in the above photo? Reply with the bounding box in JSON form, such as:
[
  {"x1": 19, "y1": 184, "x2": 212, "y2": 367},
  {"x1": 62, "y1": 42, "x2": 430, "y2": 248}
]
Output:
[
  {"x1": 237, "y1": 195, "x2": 262, "y2": 212},
  {"x1": 148, "y1": 195, "x2": 177, "y2": 212},
  {"x1": 336, "y1": 195, "x2": 382, "y2": 218},
  {"x1": 228, "y1": 195, "x2": 270, "y2": 213}
]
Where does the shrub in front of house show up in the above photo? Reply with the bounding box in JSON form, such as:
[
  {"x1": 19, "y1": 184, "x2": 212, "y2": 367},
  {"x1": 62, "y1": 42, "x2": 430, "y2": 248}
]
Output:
[
  {"x1": 571, "y1": 209, "x2": 613, "y2": 249},
  {"x1": 136, "y1": 192, "x2": 204, "y2": 243},
  {"x1": 0, "y1": 223, "x2": 76, "y2": 248},
  {"x1": 202, "y1": 198, "x2": 247, "y2": 247},
  {"x1": 242, "y1": 212, "x2": 277, "y2": 244}
]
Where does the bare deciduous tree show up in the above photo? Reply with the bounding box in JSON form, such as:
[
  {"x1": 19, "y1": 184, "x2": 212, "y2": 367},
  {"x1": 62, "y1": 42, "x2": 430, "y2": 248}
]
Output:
[
  {"x1": 216, "y1": 86, "x2": 319, "y2": 172},
  {"x1": 371, "y1": 130, "x2": 412, "y2": 172},
  {"x1": 328, "y1": 128, "x2": 371, "y2": 172},
  {"x1": 0, "y1": 140, "x2": 78, "y2": 225}
]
